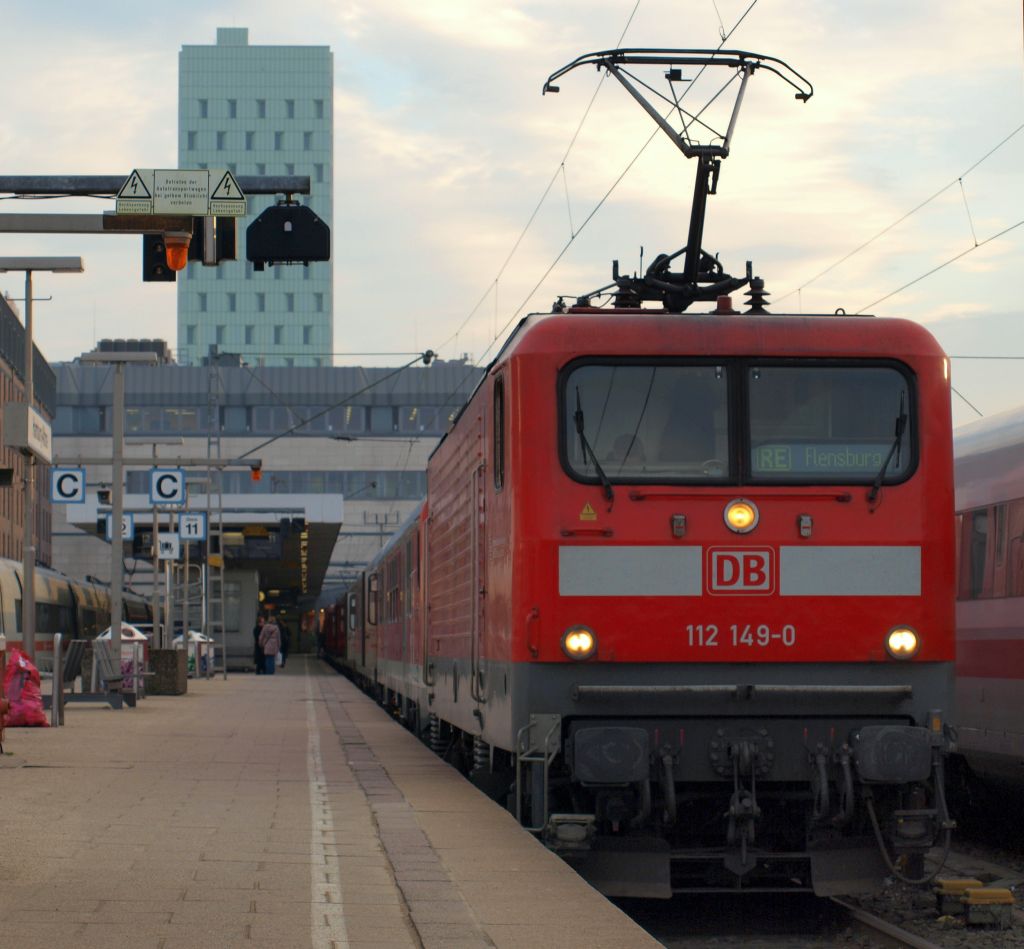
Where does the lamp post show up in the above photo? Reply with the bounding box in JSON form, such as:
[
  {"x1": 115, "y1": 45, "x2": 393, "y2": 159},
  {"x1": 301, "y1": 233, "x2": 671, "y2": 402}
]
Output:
[
  {"x1": 0, "y1": 257, "x2": 83, "y2": 661},
  {"x1": 79, "y1": 351, "x2": 158, "y2": 662}
]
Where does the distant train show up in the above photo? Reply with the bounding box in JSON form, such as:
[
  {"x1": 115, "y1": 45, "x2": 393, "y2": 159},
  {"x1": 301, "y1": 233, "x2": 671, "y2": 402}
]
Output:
[
  {"x1": 323, "y1": 305, "x2": 957, "y2": 899},
  {"x1": 0, "y1": 557, "x2": 152, "y2": 652},
  {"x1": 952, "y1": 406, "x2": 1024, "y2": 789}
]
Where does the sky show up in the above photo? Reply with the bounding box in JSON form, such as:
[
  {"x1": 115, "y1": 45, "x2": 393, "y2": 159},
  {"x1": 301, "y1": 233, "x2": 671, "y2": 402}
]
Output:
[{"x1": 0, "y1": 0, "x2": 1021, "y2": 429}]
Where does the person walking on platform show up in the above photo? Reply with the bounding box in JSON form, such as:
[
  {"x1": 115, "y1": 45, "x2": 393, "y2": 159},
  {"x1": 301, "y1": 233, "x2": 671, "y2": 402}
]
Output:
[
  {"x1": 258, "y1": 614, "x2": 281, "y2": 676},
  {"x1": 252, "y1": 615, "x2": 265, "y2": 674},
  {"x1": 279, "y1": 620, "x2": 291, "y2": 668}
]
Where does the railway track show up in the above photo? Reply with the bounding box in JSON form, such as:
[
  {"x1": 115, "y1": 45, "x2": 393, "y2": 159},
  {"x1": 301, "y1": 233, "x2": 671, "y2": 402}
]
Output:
[
  {"x1": 616, "y1": 891, "x2": 940, "y2": 948},
  {"x1": 832, "y1": 898, "x2": 944, "y2": 949}
]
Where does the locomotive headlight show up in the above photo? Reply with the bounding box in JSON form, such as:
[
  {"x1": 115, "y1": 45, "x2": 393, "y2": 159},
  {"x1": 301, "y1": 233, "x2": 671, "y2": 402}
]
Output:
[
  {"x1": 562, "y1": 625, "x2": 597, "y2": 660},
  {"x1": 886, "y1": 626, "x2": 920, "y2": 659},
  {"x1": 724, "y1": 499, "x2": 759, "y2": 533}
]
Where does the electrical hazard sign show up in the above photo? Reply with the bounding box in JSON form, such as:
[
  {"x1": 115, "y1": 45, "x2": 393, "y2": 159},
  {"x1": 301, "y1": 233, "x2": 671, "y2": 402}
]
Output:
[
  {"x1": 209, "y1": 171, "x2": 246, "y2": 215},
  {"x1": 115, "y1": 170, "x2": 153, "y2": 214},
  {"x1": 115, "y1": 168, "x2": 247, "y2": 217}
]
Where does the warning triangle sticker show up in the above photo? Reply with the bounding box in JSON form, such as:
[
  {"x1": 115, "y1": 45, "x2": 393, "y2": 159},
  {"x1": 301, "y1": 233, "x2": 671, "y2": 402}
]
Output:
[
  {"x1": 117, "y1": 169, "x2": 151, "y2": 200},
  {"x1": 211, "y1": 170, "x2": 244, "y2": 201},
  {"x1": 579, "y1": 503, "x2": 597, "y2": 521}
]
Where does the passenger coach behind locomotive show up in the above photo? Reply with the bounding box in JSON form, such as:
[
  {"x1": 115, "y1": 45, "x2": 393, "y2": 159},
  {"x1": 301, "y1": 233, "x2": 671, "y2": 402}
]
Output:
[
  {"x1": 343, "y1": 48, "x2": 957, "y2": 899},
  {"x1": 952, "y1": 406, "x2": 1024, "y2": 789}
]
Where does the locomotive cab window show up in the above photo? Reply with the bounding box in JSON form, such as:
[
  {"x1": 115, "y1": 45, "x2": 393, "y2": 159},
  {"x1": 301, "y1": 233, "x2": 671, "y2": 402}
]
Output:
[
  {"x1": 562, "y1": 362, "x2": 731, "y2": 483},
  {"x1": 748, "y1": 365, "x2": 915, "y2": 484}
]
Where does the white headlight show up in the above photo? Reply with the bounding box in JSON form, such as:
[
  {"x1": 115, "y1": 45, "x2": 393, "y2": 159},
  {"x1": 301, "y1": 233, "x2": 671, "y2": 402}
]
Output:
[
  {"x1": 562, "y1": 626, "x2": 597, "y2": 660},
  {"x1": 724, "y1": 498, "x2": 759, "y2": 534},
  {"x1": 886, "y1": 626, "x2": 919, "y2": 660}
]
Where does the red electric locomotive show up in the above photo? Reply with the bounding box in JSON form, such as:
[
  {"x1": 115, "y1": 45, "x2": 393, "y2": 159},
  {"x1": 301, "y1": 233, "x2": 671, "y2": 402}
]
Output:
[{"x1": 331, "y1": 49, "x2": 957, "y2": 897}]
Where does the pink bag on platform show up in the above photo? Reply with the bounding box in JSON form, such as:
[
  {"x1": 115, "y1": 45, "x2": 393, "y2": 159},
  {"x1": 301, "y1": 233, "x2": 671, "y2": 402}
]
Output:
[{"x1": 4, "y1": 648, "x2": 49, "y2": 727}]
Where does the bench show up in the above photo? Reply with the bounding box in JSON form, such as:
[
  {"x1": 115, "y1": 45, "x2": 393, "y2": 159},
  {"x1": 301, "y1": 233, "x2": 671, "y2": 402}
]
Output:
[
  {"x1": 91, "y1": 638, "x2": 136, "y2": 709},
  {"x1": 42, "y1": 636, "x2": 90, "y2": 723}
]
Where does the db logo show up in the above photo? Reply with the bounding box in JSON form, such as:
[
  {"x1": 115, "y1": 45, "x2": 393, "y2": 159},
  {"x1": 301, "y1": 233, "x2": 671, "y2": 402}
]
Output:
[{"x1": 707, "y1": 547, "x2": 775, "y2": 596}]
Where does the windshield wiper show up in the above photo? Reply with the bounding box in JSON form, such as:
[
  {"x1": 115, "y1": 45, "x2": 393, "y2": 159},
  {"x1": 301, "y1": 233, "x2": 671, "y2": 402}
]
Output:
[
  {"x1": 575, "y1": 387, "x2": 614, "y2": 504},
  {"x1": 867, "y1": 392, "x2": 907, "y2": 503}
]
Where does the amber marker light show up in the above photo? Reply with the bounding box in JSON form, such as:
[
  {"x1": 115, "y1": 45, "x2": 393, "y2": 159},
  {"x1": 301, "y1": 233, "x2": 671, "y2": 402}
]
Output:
[
  {"x1": 886, "y1": 626, "x2": 920, "y2": 660},
  {"x1": 163, "y1": 232, "x2": 191, "y2": 271},
  {"x1": 724, "y1": 498, "x2": 759, "y2": 534},
  {"x1": 562, "y1": 625, "x2": 597, "y2": 660}
]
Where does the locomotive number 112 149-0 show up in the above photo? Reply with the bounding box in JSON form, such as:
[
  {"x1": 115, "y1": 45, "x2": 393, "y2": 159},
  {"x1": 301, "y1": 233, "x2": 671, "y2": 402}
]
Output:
[{"x1": 686, "y1": 623, "x2": 797, "y2": 647}]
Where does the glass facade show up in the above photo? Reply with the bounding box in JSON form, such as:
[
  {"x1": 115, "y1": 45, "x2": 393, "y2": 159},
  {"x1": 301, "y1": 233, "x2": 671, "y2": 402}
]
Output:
[
  {"x1": 178, "y1": 27, "x2": 333, "y2": 367},
  {"x1": 53, "y1": 403, "x2": 456, "y2": 437}
]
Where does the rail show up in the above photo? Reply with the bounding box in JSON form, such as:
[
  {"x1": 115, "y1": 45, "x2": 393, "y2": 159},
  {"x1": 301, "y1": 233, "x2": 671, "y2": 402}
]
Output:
[{"x1": 830, "y1": 898, "x2": 944, "y2": 949}]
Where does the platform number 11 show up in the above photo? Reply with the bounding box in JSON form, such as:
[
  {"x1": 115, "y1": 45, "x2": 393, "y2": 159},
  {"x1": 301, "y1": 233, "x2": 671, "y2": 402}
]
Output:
[{"x1": 178, "y1": 512, "x2": 207, "y2": 541}]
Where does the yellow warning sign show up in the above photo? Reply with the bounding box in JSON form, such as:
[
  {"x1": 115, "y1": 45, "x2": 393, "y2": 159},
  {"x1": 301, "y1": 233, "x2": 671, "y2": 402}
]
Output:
[{"x1": 579, "y1": 502, "x2": 597, "y2": 521}]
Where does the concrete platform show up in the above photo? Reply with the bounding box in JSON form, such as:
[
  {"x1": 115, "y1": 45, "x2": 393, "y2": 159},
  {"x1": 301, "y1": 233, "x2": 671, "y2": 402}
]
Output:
[{"x1": 0, "y1": 655, "x2": 658, "y2": 948}]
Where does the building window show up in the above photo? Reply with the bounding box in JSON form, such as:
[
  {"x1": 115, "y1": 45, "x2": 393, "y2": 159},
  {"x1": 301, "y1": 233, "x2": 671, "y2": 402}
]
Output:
[
  {"x1": 227, "y1": 292, "x2": 236, "y2": 312},
  {"x1": 215, "y1": 325, "x2": 225, "y2": 344},
  {"x1": 187, "y1": 131, "x2": 197, "y2": 150},
  {"x1": 370, "y1": 407, "x2": 397, "y2": 433},
  {"x1": 256, "y1": 292, "x2": 265, "y2": 313},
  {"x1": 245, "y1": 131, "x2": 254, "y2": 150},
  {"x1": 303, "y1": 131, "x2": 313, "y2": 151},
  {"x1": 285, "y1": 357, "x2": 295, "y2": 368},
  {"x1": 197, "y1": 293, "x2": 207, "y2": 312},
  {"x1": 256, "y1": 98, "x2": 266, "y2": 118},
  {"x1": 227, "y1": 98, "x2": 237, "y2": 119},
  {"x1": 314, "y1": 293, "x2": 324, "y2": 312},
  {"x1": 198, "y1": 99, "x2": 208, "y2": 118},
  {"x1": 303, "y1": 325, "x2": 313, "y2": 344},
  {"x1": 274, "y1": 131, "x2": 284, "y2": 151},
  {"x1": 216, "y1": 131, "x2": 226, "y2": 150},
  {"x1": 285, "y1": 99, "x2": 295, "y2": 119},
  {"x1": 245, "y1": 325, "x2": 255, "y2": 344},
  {"x1": 274, "y1": 325, "x2": 284, "y2": 344},
  {"x1": 286, "y1": 293, "x2": 295, "y2": 313},
  {"x1": 314, "y1": 163, "x2": 324, "y2": 182},
  {"x1": 186, "y1": 325, "x2": 196, "y2": 345},
  {"x1": 227, "y1": 162, "x2": 236, "y2": 174},
  {"x1": 285, "y1": 163, "x2": 294, "y2": 175},
  {"x1": 274, "y1": 267, "x2": 282, "y2": 281},
  {"x1": 314, "y1": 357, "x2": 323, "y2": 368},
  {"x1": 314, "y1": 99, "x2": 324, "y2": 119},
  {"x1": 256, "y1": 162, "x2": 266, "y2": 175}
]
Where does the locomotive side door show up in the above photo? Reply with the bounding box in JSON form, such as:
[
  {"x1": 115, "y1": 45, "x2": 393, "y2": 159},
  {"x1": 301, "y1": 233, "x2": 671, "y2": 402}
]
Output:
[{"x1": 471, "y1": 419, "x2": 487, "y2": 703}]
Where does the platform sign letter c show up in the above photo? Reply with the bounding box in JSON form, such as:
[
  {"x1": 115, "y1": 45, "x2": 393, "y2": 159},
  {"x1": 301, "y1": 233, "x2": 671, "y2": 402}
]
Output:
[
  {"x1": 51, "y1": 467, "x2": 86, "y2": 504},
  {"x1": 149, "y1": 468, "x2": 186, "y2": 505}
]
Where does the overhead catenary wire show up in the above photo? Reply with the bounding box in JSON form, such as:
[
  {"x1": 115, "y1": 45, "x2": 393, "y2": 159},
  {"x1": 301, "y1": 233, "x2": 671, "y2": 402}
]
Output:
[
  {"x1": 776, "y1": 122, "x2": 1024, "y2": 305},
  {"x1": 952, "y1": 387, "x2": 984, "y2": 418},
  {"x1": 433, "y1": 0, "x2": 643, "y2": 357},
  {"x1": 235, "y1": 352, "x2": 434, "y2": 461},
  {"x1": 854, "y1": 216, "x2": 1024, "y2": 314}
]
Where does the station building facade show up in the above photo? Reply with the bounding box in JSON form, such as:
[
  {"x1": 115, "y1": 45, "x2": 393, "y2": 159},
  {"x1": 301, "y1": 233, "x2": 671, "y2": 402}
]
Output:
[
  {"x1": 51, "y1": 344, "x2": 481, "y2": 659},
  {"x1": 0, "y1": 294, "x2": 55, "y2": 567},
  {"x1": 177, "y1": 27, "x2": 333, "y2": 367}
]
